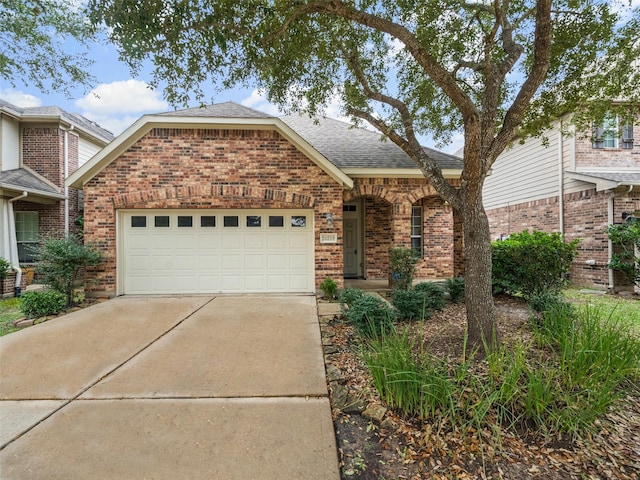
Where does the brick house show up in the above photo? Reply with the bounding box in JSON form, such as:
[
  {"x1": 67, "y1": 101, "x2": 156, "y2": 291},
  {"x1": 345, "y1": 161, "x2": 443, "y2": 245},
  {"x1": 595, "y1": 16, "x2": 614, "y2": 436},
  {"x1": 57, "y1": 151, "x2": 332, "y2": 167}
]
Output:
[
  {"x1": 67, "y1": 103, "x2": 463, "y2": 297},
  {"x1": 0, "y1": 99, "x2": 113, "y2": 296},
  {"x1": 484, "y1": 113, "x2": 639, "y2": 291}
]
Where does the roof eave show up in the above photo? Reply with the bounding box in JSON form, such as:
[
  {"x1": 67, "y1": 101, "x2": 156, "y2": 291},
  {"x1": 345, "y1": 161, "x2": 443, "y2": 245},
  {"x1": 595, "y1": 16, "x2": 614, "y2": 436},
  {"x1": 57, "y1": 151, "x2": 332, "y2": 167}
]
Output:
[
  {"x1": 0, "y1": 185, "x2": 66, "y2": 202},
  {"x1": 565, "y1": 171, "x2": 640, "y2": 191},
  {"x1": 342, "y1": 168, "x2": 462, "y2": 179}
]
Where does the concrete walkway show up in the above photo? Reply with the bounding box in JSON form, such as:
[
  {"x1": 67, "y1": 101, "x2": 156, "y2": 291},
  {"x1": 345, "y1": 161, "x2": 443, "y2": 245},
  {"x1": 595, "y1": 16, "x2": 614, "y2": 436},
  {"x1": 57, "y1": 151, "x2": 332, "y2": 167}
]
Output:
[{"x1": 0, "y1": 295, "x2": 339, "y2": 479}]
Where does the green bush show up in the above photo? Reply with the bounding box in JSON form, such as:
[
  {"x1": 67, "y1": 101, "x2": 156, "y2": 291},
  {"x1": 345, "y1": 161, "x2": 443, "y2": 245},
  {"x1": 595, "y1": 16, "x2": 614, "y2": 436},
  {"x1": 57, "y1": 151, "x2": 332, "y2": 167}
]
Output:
[
  {"x1": 20, "y1": 290, "x2": 66, "y2": 318},
  {"x1": 346, "y1": 293, "x2": 397, "y2": 337},
  {"x1": 389, "y1": 247, "x2": 418, "y2": 290},
  {"x1": 492, "y1": 230, "x2": 579, "y2": 300},
  {"x1": 36, "y1": 235, "x2": 104, "y2": 305},
  {"x1": 0, "y1": 257, "x2": 10, "y2": 281},
  {"x1": 319, "y1": 277, "x2": 338, "y2": 300},
  {"x1": 445, "y1": 277, "x2": 465, "y2": 304},
  {"x1": 391, "y1": 289, "x2": 432, "y2": 321},
  {"x1": 607, "y1": 222, "x2": 640, "y2": 288},
  {"x1": 413, "y1": 282, "x2": 446, "y2": 311},
  {"x1": 339, "y1": 287, "x2": 365, "y2": 310}
]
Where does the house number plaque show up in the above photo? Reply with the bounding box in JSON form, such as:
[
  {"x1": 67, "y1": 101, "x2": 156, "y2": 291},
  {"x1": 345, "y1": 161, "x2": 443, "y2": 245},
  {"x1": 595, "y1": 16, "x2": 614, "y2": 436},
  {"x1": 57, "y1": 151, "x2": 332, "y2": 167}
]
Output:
[{"x1": 320, "y1": 233, "x2": 338, "y2": 244}]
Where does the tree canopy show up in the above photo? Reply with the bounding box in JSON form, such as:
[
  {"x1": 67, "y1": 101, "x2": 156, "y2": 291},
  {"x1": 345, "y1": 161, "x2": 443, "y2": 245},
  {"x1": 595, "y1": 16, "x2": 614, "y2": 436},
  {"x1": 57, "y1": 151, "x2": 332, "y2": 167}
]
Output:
[
  {"x1": 1, "y1": 0, "x2": 98, "y2": 96},
  {"x1": 89, "y1": 0, "x2": 640, "y2": 348}
]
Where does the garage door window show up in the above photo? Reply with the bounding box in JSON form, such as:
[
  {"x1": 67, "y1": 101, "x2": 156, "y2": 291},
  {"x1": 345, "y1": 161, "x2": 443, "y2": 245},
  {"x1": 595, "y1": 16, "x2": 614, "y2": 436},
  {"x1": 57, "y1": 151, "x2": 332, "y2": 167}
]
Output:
[
  {"x1": 269, "y1": 216, "x2": 284, "y2": 227},
  {"x1": 224, "y1": 215, "x2": 239, "y2": 227},
  {"x1": 178, "y1": 216, "x2": 193, "y2": 227},
  {"x1": 201, "y1": 216, "x2": 216, "y2": 227},
  {"x1": 131, "y1": 216, "x2": 147, "y2": 228},
  {"x1": 291, "y1": 215, "x2": 306, "y2": 227},
  {"x1": 247, "y1": 215, "x2": 261, "y2": 227},
  {"x1": 155, "y1": 216, "x2": 170, "y2": 227}
]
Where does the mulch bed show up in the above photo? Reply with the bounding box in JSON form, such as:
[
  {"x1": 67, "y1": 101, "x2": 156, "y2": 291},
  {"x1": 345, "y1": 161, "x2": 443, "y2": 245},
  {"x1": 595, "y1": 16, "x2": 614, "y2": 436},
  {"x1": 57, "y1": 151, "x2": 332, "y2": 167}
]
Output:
[{"x1": 321, "y1": 297, "x2": 640, "y2": 480}]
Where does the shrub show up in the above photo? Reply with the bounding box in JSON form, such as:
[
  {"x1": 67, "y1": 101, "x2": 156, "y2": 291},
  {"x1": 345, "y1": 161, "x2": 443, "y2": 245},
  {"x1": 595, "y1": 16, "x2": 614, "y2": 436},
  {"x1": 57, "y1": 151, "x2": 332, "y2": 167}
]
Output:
[
  {"x1": 413, "y1": 282, "x2": 446, "y2": 311},
  {"x1": 445, "y1": 277, "x2": 465, "y2": 304},
  {"x1": 20, "y1": 290, "x2": 66, "y2": 318},
  {"x1": 36, "y1": 235, "x2": 104, "y2": 306},
  {"x1": 0, "y1": 257, "x2": 10, "y2": 281},
  {"x1": 346, "y1": 293, "x2": 397, "y2": 337},
  {"x1": 339, "y1": 287, "x2": 366, "y2": 313},
  {"x1": 607, "y1": 222, "x2": 640, "y2": 288},
  {"x1": 319, "y1": 277, "x2": 338, "y2": 300},
  {"x1": 391, "y1": 289, "x2": 432, "y2": 321},
  {"x1": 492, "y1": 230, "x2": 579, "y2": 300},
  {"x1": 389, "y1": 247, "x2": 418, "y2": 291}
]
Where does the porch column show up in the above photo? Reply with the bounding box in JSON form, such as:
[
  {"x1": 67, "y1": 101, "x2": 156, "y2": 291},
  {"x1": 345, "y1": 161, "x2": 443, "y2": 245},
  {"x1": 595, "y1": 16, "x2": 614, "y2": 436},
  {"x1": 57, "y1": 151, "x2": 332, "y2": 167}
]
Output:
[{"x1": 391, "y1": 201, "x2": 412, "y2": 248}]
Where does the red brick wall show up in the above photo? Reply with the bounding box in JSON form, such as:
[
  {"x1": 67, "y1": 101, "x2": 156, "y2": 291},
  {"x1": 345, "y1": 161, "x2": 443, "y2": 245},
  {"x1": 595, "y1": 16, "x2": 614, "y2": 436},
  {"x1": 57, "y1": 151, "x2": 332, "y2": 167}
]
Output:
[
  {"x1": 575, "y1": 122, "x2": 640, "y2": 169},
  {"x1": 19, "y1": 127, "x2": 81, "y2": 236},
  {"x1": 346, "y1": 177, "x2": 461, "y2": 280},
  {"x1": 486, "y1": 189, "x2": 640, "y2": 289},
  {"x1": 83, "y1": 128, "x2": 345, "y2": 296}
]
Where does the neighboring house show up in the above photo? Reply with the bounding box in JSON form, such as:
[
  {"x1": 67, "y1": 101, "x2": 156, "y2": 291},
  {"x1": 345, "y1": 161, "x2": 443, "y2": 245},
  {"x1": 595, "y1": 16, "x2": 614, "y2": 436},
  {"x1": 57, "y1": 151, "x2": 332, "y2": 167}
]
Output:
[
  {"x1": 0, "y1": 99, "x2": 113, "y2": 296},
  {"x1": 484, "y1": 113, "x2": 640, "y2": 291},
  {"x1": 67, "y1": 102, "x2": 464, "y2": 297}
]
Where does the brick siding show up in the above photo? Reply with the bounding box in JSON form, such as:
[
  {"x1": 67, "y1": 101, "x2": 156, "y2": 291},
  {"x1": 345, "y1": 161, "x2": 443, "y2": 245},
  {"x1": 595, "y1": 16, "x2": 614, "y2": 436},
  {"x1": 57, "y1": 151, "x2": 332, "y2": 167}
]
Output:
[{"x1": 487, "y1": 189, "x2": 640, "y2": 289}]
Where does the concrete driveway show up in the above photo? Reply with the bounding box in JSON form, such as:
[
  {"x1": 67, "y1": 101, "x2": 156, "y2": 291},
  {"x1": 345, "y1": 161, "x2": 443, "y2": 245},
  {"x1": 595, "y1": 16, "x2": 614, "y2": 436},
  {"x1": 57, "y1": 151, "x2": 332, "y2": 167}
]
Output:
[{"x1": 0, "y1": 295, "x2": 339, "y2": 479}]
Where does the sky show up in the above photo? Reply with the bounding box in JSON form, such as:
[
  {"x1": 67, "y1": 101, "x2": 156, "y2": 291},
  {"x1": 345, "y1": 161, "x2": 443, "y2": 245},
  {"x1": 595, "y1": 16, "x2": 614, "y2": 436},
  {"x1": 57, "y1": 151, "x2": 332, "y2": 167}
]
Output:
[{"x1": 0, "y1": 37, "x2": 464, "y2": 154}]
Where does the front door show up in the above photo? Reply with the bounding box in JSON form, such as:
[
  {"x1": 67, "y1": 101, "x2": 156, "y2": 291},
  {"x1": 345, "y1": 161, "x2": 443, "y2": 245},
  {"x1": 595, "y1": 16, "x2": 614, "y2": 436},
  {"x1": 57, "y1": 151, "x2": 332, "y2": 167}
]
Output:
[{"x1": 343, "y1": 203, "x2": 360, "y2": 278}]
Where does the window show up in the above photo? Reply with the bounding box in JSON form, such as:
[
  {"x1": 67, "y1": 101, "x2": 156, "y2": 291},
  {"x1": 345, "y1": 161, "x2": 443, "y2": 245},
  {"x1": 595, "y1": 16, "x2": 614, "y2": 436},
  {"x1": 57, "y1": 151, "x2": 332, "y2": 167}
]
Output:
[
  {"x1": 246, "y1": 215, "x2": 261, "y2": 227},
  {"x1": 593, "y1": 114, "x2": 634, "y2": 149},
  {"x1": 200, "y1": 216, "x2": 216, "y2": 227},
  {"x1": 224, "y1": 216, "x2": 239, "y2": 227},
  {"x1": 154, "y1": 216, "x2": 170, "y2": 227},
  {"x1": 15, "y1": 212, "x2": 38, "y2": 263},
  {"x1": 411, "y1": 206, "x2": 423, "y2": 257},
  {"x1": 178, "y1": 216, "x2": 193, "y2": 227},
  {"x1": 269, "y1": 216, "x2": 284, "y2": 227},
  {"x1": 131, "y1": 216, "x2": 147, "y2": 228},
  {"x1": 291, "y1": 215, "x2": 307, "y2": 227}
]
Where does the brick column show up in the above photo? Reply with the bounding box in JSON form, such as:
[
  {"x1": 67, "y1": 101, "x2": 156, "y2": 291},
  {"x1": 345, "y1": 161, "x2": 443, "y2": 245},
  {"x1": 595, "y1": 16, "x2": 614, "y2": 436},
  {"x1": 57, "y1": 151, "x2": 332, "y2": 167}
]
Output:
[{"x1": 391, "y1": 201, "x2": 412, "y2": 248}]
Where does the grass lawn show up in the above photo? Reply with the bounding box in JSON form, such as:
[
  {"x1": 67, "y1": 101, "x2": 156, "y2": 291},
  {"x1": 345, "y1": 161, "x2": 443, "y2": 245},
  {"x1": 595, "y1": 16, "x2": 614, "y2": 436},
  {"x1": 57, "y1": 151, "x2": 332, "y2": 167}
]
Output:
[
  {"x1": 0, "y1": 297, "x2": 23, "y2": 336},
  {"x1": 564, "y1": 287, "x2": 640, "y2": 332}
]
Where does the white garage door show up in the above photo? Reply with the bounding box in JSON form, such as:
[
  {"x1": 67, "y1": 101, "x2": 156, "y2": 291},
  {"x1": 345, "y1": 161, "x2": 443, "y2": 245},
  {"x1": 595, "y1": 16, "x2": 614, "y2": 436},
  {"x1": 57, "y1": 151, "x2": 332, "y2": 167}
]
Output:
[{"x1": 119, "y1": 209, "x2": 315, "y2": 294}]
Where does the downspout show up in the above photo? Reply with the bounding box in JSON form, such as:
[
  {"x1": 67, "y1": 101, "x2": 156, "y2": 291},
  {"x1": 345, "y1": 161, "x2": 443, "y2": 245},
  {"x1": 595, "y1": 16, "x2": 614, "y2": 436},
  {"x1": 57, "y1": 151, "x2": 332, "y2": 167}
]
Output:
[
  {"x1": 557, "y1": 129, "x2": 564, "y2": 234},
  {"x1": 63, "y1": 128, "x2": 70, "y2": 236},
  {"x1": 8, "y1": 191, "x2": 28, "y2": 296},
  {"x1": 607, "y1": 194, "x2": 615, "y2": 291}
]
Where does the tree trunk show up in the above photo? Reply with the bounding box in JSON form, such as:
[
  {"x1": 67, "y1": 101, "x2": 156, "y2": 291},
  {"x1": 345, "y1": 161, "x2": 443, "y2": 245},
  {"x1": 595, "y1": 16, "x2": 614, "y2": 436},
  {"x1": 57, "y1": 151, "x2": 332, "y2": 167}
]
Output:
[{"x1": 462, "y1": 197, "x2": 500, "y2": 352}]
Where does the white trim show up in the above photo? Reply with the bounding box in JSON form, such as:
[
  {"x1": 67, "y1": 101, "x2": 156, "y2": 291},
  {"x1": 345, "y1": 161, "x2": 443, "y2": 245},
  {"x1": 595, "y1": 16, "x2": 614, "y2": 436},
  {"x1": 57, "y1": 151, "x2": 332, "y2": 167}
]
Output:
[{"x1": 342, "y1": 168, "x2": 462, "y2": 179}]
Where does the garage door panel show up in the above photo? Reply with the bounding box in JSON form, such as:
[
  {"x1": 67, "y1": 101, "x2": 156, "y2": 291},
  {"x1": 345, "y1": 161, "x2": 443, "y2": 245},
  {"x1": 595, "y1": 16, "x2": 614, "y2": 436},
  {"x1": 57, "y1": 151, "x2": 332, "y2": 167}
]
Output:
[{"x1": 121, "y1": 209, "x2": 314, "y2": 294}]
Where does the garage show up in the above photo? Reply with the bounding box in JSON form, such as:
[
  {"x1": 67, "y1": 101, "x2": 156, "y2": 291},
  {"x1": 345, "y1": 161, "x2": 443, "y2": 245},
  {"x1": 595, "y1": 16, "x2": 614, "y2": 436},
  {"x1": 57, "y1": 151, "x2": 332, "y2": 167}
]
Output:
[{"x1": 118, "y1": 209, "x2": 315, "y2": 294}]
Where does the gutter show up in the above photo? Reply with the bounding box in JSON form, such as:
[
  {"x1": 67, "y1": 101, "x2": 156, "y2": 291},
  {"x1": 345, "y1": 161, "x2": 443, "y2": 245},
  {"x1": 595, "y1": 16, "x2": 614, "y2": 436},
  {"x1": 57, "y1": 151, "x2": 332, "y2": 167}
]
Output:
[{"x1": 8, "y1": 191, "x2": 28, "y2": 296}]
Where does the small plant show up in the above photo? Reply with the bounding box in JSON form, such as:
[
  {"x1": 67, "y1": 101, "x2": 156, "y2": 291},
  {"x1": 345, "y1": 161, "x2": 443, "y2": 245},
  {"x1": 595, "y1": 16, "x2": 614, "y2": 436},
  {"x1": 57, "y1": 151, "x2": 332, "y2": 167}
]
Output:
[
  {"x1": 0, "y1": 257, "x2": 10, "y2": 281},
  {"x1": 445, "y1": 277, "x2": 465, "y2": 303},
  {"x1": 319, "y1": 277, "x2": 338, "y2": 300},
  {"x1": 392, "y1": 289, "x2": 432, "y2": 321},
  {"x1": 389, "y1": 247, "x2": 418, "y2": 291},
  {"x1": 413, "y1": 282, "x2": 446, "y2": 311},
  {"x1": 36, "y1": 234, "x2": 104, "y2": 306},
  {"x1": 345, "y1": 293, "x2": 397, "y2": 337},
  {"x1": 20, "y1": 290, "x2": 66, "y2": 318}
]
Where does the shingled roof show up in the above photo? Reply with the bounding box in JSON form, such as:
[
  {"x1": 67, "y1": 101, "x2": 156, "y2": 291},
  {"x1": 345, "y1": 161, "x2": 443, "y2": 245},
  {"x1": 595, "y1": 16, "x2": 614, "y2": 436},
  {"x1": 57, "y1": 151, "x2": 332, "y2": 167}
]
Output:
[
  {"x1": 0, "y1": 168, "x2": 65, "y2": 199},
  {"x1": 281, "y1": 114, "x2": 462, "y2": 171},
  {"x1": 159, "y1": 102, "x2": 274, "y2": 119},
  {"x1": 0, "y1": 99, "x2": 114, "y2": 144}
]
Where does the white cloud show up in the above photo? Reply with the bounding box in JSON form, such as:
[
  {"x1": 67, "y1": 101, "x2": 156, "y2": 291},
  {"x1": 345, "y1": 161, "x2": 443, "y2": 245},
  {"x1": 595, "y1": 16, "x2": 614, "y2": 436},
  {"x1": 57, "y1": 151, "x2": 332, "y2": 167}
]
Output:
[
  {"x1": 74, "y1": 79, "x2": 169, "y2": 135},
  {"x1": 75, "y1": 80, "x2": 168, "y2": 115},
  {"x1": 240, "y1": 89, "x2": 282, "y2": 116},
  {"x1": 0, "y1": 89, "x2": 42, "y2": 108}
]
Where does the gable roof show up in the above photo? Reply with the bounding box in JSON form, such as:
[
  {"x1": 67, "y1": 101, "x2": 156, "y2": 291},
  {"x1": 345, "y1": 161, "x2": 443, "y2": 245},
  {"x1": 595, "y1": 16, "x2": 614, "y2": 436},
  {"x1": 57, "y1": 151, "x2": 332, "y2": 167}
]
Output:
[
  {"x1": 0, "y1": 99, "x2": 114, "y2": 144},
  {"x1": 67, "y1": 102, "x2": 353, "y2": 189},
  {"x1": 280, "y1": 114, "x2": 463, "y2": 177}
]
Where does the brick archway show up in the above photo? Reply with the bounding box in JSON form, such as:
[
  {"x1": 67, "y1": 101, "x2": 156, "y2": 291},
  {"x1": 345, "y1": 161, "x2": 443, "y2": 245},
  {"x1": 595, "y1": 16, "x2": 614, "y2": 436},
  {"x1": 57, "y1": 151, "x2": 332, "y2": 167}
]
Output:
[
  {"x1": 112, "y1": 184, "x2": 315, "y2": 209},
  {"x1": 407, "y1": 185, "x2": 438, "y2": 204},
  {"x1": 343, "y1": 184, "x2": 397, "y2": 204}
]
